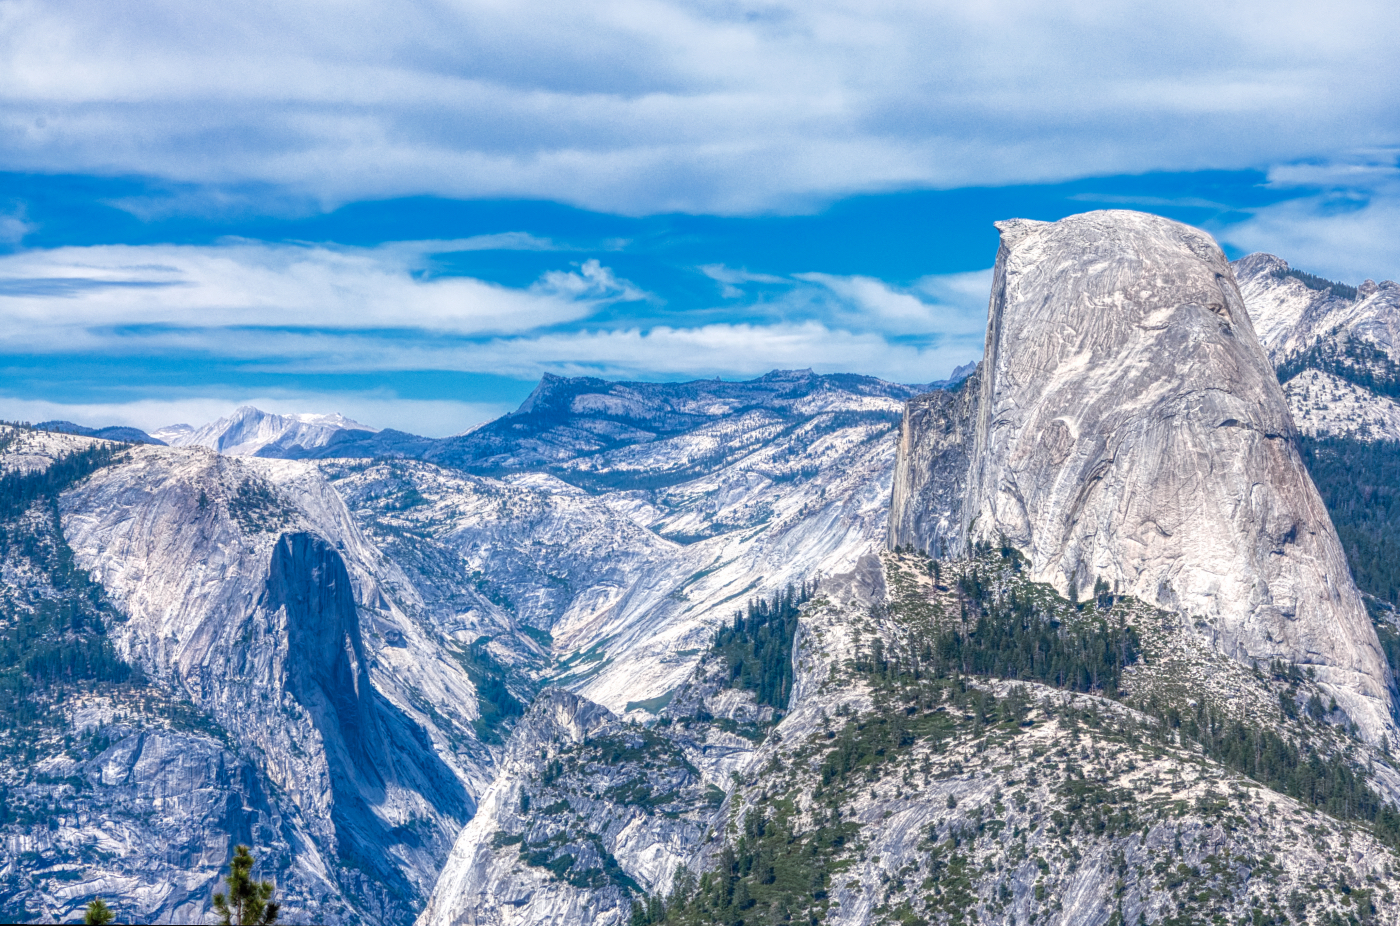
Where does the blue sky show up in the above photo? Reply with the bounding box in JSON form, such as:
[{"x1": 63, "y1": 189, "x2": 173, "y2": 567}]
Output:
[{"x1": 1, "y1": 0, "x2": 1398, "y2": 436}]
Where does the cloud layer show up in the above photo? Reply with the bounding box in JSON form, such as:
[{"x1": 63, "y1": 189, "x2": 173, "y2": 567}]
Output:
[
  {"x1": 1218, "y1": 156, "x2": 1400, "y2": 284},
  {"x1": 3, "y1": 0, "x2": 1397, "y2": 214},
  {"x1": 0, "y1": 237, "x2": 989, "y2": 418}
]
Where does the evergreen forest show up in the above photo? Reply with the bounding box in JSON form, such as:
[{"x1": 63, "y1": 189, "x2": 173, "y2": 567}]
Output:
[{"x1": 713, "y1": 582, "x2": 815, "y2": 714}]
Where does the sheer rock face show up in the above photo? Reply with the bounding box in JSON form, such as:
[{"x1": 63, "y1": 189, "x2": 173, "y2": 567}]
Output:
[
  {"x1": 962, "y1": 210, "x2": 1394, "y2": 739},
  {"x1": 57, "y1": 450, "x2": 483, "y2": 924},
  {"x1": 886, "y1": 367, "x2": 980, "y2": 558}
]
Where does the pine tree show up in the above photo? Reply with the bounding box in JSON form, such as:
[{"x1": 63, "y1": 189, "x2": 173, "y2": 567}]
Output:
[
  {"x1": 212, "y1": 845, "x2": 279, "y2": 926},
  {"x1": 84, "y1": 898, "x2": 115, "y2": 925}
]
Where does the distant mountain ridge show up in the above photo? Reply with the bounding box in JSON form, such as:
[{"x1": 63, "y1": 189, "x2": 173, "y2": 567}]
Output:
[
  {"x1": 0, "y1": 365, "x2": 930, "y2": 923},
  {"x1": 34, "y1": 420, "x2": 165, "y2": 445},
  {"x1": 153, "y1": 406, "x2": 378, "y2": 457},
  {"x1": 289, "y1": 368, "x2": 955, "y2": 484}
]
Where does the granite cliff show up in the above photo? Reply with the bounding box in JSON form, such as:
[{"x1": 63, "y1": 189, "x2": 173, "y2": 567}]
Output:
[
  {"x1": 886, "y1": 367, "x2": 980, "y2": 559},
  {"x1": 415, "y1": 212, "x2": 1400, "y2": 926},
  {"x1": 953, "y1": 211, "x2": 1393, "y2": 741}
]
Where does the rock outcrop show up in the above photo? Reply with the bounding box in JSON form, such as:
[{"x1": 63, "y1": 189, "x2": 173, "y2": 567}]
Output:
[
  {"x1": 1233, "y1": 252, "x2": 1400, "y2": 442},
  {"x1": 887, "y1": 366, "x2": 980, "y2": 557},
  {"x1": 55, "y1": 449, "x2": 484, "y2": 924},
  {"x1": 420, "y1": 546, "x2": 1400, "y2": 926},
  {"x1": 953, "y1": 210, "x2": 1394, "y2": 739},
  {"x1": 1282, "y1": 368, "x2": 1400, "y2": 441},
  {"x1": 416, "y1": 689, "x2": 716, "y2": 926}
]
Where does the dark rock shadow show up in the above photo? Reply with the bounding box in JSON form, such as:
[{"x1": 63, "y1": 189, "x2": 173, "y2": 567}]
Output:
[{"x1": 263, "y1": 532, "x2": 472, "y2": 919}]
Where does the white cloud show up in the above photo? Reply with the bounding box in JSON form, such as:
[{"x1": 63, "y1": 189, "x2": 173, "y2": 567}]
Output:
[
  {"x1": 795, "y1": 272, "x2": 937, "y2": 334},
  {"x1": 914, "y1": 268, "x2": 994, "y2": 312},
  {"x1": 179, "y1": 322, "x2": 981, "y2": 385},
  {"x1": 0, "y1": 0, "x2": 1395, "y2": 214},
  {"x1": 1217, "y1": 158, "x2": 1400, "y2": 283},
  {"x1": 536, "y1": 259, "x2": 650, "y2": 302},
  {"x1": 0, "y1": 236, "x2": 990, "y2": 386},
  {"x1": 497, "y1": 323, "x2": 979, "y2": 384},
  {"x1": 0, "y1": 207, "x2": 34, "y2": 246},
  {"x1": 0, "y1": 240, "x2": 646, "y2": 351},
  {"x1": 700, "y1": 264, "x2": 790, "y2": 298},
  {"x1": 0, "y1": 392, "x2": 513, "y2": 438},
  {"x1": 794, "y1": 270, "x2": 990, "y2": 339}
]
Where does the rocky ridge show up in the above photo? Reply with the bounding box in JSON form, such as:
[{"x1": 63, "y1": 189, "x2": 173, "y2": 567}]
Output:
[
  {"x1": 0, "y1": 426, "x2": 103, "y2": 475},
  {"x1": 1234, "y1": 253, "x2": 1400, "y2": 374},
  {"x1": 0, "y1": 370, "x2": 922, "y2": 923},
  {"x1": 1235, "y1": 252, "x2": 1400, "y2": 442},
  {"x1": 418, "y1": 547, "x2": 1400, "y2": 926},
  {"x1": 314, "y1": 380, "x2": 901, "y2": 716}
]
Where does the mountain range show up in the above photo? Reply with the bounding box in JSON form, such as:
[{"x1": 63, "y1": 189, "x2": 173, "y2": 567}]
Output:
[{"x1": 1, "y1": 210, "x2": 1398, "y2": 925}]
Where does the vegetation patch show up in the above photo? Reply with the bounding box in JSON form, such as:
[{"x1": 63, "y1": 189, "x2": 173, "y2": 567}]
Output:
[
  {"x1": 712, "y1": 582, "x2": 815, "y2": 713},
  {"x1": 1299, "y1": 436, "x2": 1400, "y2": 605},
  {"x1": 1271, "y1": 266, "x2": 1358, "y2": 301},
  {"x1": 226, "y1": 478, "x2": 297, "y2": 535},
  {"x1": 453, "y1": 637, "x2": 526, "y2": 744},
  {"x1": 0, "y1": 443, "x2": 142, "y2": 747},
  {"x1": 1278, "y1": 337, "x2": 1400, "y2": 398}
]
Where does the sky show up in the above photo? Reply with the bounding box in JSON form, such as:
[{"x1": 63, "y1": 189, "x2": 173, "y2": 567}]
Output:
[{"x1": 1, "y1": 0, "x2": 1398, "y2": 437}]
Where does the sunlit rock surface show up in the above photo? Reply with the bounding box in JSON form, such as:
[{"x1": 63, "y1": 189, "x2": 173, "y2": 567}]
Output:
[
  {"x1": 958, "y1": 210, "x2": 1393, "y2": 740},
  {"x1": 1234, "y1": 252, "x2": 1400, "y2": 442},
  {"x1": 1282, "y1": 369, "x2": 1400, "y2": 441}
]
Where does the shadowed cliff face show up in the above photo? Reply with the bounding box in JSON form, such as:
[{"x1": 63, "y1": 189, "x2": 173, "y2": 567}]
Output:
[
  {"x1": 957, "y1": 210, "x2": 1394, "y2": 740},
  {"x1": 268, "y1": 532, "x2": 381, "y2": 786},
  {"x1": 264, "y1": 532, "x2": 472, "y2": 918}
]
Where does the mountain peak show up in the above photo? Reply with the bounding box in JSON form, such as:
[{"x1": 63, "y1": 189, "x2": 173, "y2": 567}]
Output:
[{"x1": 158, "y1": 405, "x2": 376, "y2": 456}]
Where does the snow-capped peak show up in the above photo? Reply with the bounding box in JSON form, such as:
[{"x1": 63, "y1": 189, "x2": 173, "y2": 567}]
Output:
[{"x1": 156, "y1": 405, "x2": 378, "y2": 457}]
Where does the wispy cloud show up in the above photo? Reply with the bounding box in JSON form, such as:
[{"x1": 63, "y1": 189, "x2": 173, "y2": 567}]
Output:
[
  {"x1": 1217, "y1": 155, "x2": 1400, "y2": 282},
  {"x1": 1, "y1": 0, "x2": 1395, "y2": 214},
  {"x1": 436, "y1": 322, "x2": 980, "y2": 384},
  {"x1": 0, "y1": 235, "x2": 988, "y2": 392},
  {"x1": 700, "y1": 264, "x2": 789, "y2": 298},
  {"x1": 0, "y1": 240, "x2": 647, "y2": 352},
  {"x1": 0, "y1": 207, "x2": 34, "y2": 246}
]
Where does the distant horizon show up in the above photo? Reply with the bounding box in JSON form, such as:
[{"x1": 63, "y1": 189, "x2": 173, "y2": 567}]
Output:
[{"x1": 10, "y1": 360, "x2": 981, "y2": 438}]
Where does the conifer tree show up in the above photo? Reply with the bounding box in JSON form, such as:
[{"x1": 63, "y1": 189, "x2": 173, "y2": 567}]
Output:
[
  {"x1": 84, "y1": 898, "x2": 115, "y2": 925},
  {"x1": 212, "y1": 844, "x2": 279, "y2": 925}
]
